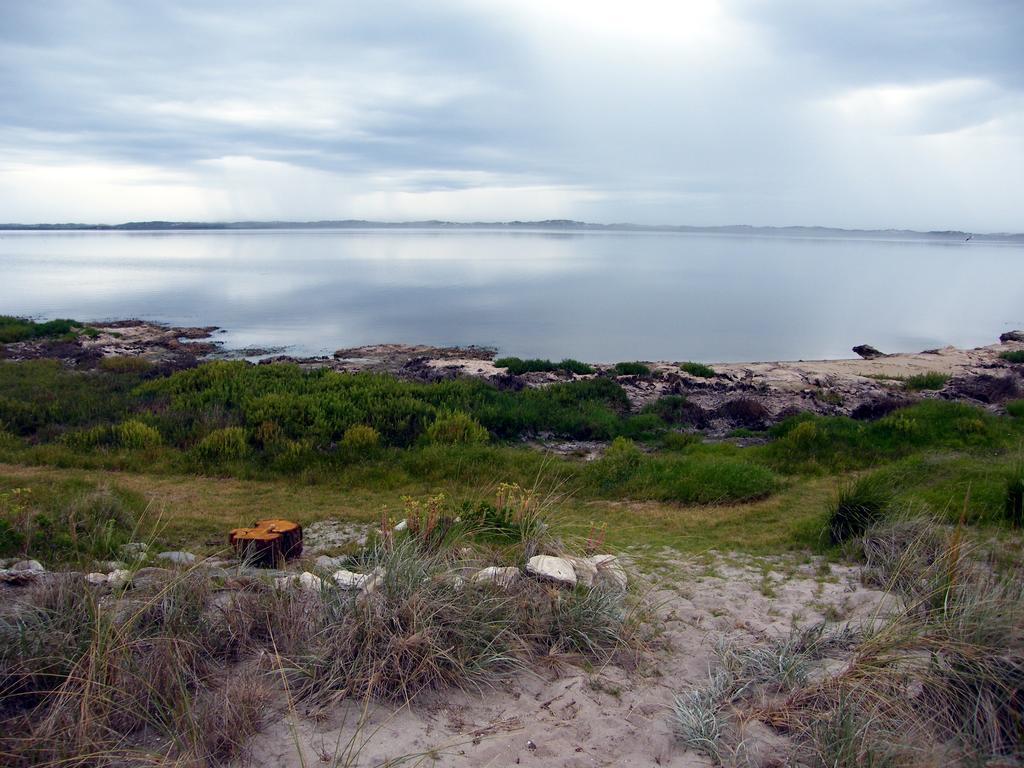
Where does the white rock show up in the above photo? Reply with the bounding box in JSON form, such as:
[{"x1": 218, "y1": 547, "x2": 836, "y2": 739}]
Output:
[
  {"x1": 274, "y1": 575, "x2": 298, "y2": 591},
  {"x1": 588, "y1": 554, "x2": 628, "y2": 590},
  {"x1": 332, "y1": 567, "x2": 384, "y2": 593},
  {"x1": 473, "y1": 566, "x2": 520, "y2": 588},
  {"x1": 85, "y1": 572, "x2": 108, "y2": 585},
  {"x1": 106, "y1": 569, "x2": 132, "y2": 588},
  {"x1": 315, "y1": 554, "x2": 347, "y2": 570},
  {"x1": 12, "y1": 559, "x2": 45, "y2": 573},
  {"x1": 298, "y1": 571, "x2": 324, "y2": 591},
  {"x1": 565, "y1": 556, "x2": 598, "y2": 588},
  {"x1": 157, "y1": 551, "x2": 196, "y2": 566},
  {"x1": 526, "y1": 555, "x2": 577, "y2": 587},
  {"x1": 394, "y1": 519, "x2": 408, "y2": 532}
]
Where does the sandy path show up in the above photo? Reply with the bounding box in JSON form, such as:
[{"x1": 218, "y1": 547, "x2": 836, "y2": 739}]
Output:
[{"x1": 247, "y1": 552, "x2": 890, "y2": 767}]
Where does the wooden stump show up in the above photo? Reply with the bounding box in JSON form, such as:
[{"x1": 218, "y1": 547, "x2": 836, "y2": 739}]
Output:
[{"x1": 229, "y1": 519, "x2": 303, "y2": 567}]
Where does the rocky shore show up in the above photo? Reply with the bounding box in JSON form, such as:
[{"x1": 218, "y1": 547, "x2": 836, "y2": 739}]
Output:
[{"x1": 3, "y1": 319, "x2": 1022, "y2": 436}]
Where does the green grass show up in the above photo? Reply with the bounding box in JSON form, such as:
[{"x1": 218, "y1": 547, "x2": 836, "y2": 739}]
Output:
[
  {"x1": 493, "y1": 356, "x2": 594, "y2": 375},
  {"x1": 999, "y1": 350, "x2": 1024, "y2": 364},
  {"x1": 903, "y1": 371, "x2": 950, "y2": 391},
  {"x1": 678, "y1": 361, "x2": 715, "y2": 378}
]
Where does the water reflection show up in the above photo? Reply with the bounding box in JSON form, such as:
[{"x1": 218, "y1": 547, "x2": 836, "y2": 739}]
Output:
[{"x1": 1, "y1": 229, "x2": 1021, "y2": 362}]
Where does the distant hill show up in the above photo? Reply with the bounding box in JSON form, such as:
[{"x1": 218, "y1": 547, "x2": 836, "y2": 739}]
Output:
[{"x1": 0, "y1": 219, "x2": 1021, "y2": 242}]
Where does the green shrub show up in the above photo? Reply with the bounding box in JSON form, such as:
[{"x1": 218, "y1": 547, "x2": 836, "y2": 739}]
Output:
[
  {"x1": 678, "y1": 361, "x2": 715, "y2": 378},
  {"x1": 827, "y1": 474, "x2": 893, "y2": 545},
  {"x1": 341, "y1": 424, "x2": 382, "y2": 452},
  {"x1": 903, "y1": 371, "x2": 950, "y2": 391},
  {"x1": 494, "y1": 357, "x2": 594, "y2": 375},
  {"x1": 999, "y1": 350, "x2": 1024, "y2": 364},
  {"x1": 1006, "y1": 400, "x2": 1024, "y2": 418},
  {"x1": 0, "y1": 316, "x2": 84, "y2": 344},
  {"x1": 194, "y1": 427, "x2": 250, "y2": 460},
  {"x1": 99, "y1": 356, "x2": 153, "y2": 374},
  {"x1": 590, "y1": 437, "x2": 644, "y2": 488},
  {"x1": 660, "y1": 431, "x2": 700, "y2": 451},
  {"x1": 424, "y1": 411, "x2": 489, "y2": 445},
  {"x1": 115, "y1": 419, "x2": 162, "y2": 449},
  {"x1": 612, "y1": 361, "x2": 651, "y2": 377}
]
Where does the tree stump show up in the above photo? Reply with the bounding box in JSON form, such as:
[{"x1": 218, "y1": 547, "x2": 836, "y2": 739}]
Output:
[{"x1": 229, "y1": 519, "x2": 303, "y2": 567}]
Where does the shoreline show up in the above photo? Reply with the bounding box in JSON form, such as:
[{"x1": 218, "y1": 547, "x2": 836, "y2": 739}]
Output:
[{"x1": 2, "y1": 319, "x2": 1022, "y2": 435}]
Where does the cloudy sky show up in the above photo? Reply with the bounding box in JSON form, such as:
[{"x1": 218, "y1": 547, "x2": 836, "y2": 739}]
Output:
[{"x1": 1, "y1": 0, "x2": 1022, "y2": 230}]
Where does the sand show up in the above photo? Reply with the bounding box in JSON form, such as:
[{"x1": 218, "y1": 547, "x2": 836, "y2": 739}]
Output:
[{"x1": 246, "y1": 551, "x2": 893, "y2": 767}]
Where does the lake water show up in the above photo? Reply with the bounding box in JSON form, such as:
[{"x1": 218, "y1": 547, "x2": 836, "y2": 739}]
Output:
[{"x1": 2, "y1": 229, "x2": 1022, "y2": 363}]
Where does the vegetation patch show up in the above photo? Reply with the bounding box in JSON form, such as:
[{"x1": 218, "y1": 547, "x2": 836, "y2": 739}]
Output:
[
  {"x1": 612, "y1": 361, "x2": 651, "y2": 377},
  {"x1": 494, "y1": 357, "x2": 594, "y2": 375},
  {"x1": 903, "y1": 371, "x2": 951, "y2": 391},
  {"x1": 999, "y1": 350, "x2": 1024, "y2": 364},
  {"x1": 678, "y1": 361, "x2": 715, "y2": 378}
]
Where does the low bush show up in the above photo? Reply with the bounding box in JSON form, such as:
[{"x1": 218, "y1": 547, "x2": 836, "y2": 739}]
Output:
[
  {"x1": 612, "y1": 361, "x2": 651, "y2": 377},
  {"x1": 424, "y1": 410, "x2": 489, "y2": 445},
  {"x1": 115, "y1": 418, "x2": 162, "y2": 449},
  {"x1": 193, "y1": 426, "x2": 249, "y2": 461},
  {"x1": 999, "y1": 350, "x2": 1024, "y2": 364},
  {"x1": 98, "y1": 355, "x2": 153, "y2": 374},
  {"x1": 1006, "y1": 399, "x2": 1024, "y2": 418},
  {"x1": 827, "y1": 473, "x2": 893, "y2": 544},
  {"x1": 340, "y1": 423, "x2": 381, "y2": 453},
  {"x1": 678, "y1": 361, "x2": 715, "y2": 378},
  {"x1": 494, "y1": 357, "x2": 594, "y2": 375},
  {"x1": 904, "y1": 371, "x2": 950, "y2": 391},
  {"x1": 0, "y1": 315, "x2": 85, "y2": 344}
]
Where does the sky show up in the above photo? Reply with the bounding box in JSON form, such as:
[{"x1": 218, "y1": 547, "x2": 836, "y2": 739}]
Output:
[{"x1": 1, "y1": 0, "x2": 1022, "y2": 231}]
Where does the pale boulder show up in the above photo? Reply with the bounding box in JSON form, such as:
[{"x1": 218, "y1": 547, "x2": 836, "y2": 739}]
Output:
[
  {"x1": 473, "y1": 566, "x2": 520, "y2": 588},
  {"x1": 526, "y1": 555, "x2": 577, "y2": 587},
  {"x1": 589, "y1": 554, "x2": 628, "y2": 590}
]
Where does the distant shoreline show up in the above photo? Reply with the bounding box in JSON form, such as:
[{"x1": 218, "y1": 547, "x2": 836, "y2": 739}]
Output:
[{"x1": 0, "y1": 219, "x2": 1021, "y2": 242}]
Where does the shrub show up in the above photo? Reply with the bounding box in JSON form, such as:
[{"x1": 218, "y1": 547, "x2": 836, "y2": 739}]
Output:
[
  {"x1": 612, "y1": 361, "x2": 651, "y2": 377},
  {"x1": 678, "y1": 361, "x2": 715, "y2": 378},
  {"x1": 999, "y1": 350, "x2": 1024, "y2": 364},
  {"x1": 115, "y1": 418, "x2": 162, "y2": 449},
  {"x1": 642, "y1": 395, "x2": 708, "y2": 428},
  {"x1": 904, "y1": 371, "x2": 950, "y2": 391},
  {"x1": 718, "y1": 397, "x2": 770, "y2": 429},
  {"x1": 827, "y1": 473, "x2": 893, "y2": 544},
  {"x1": 0, "y1": 315, "x2": 83, "y2": 344},
  {"x1": 494, "y1": 357, "x2": 594, "y2": 375},
  {"x1": 591, "y1": 437, "x2": 644, "y2": 488},
  {"x1": 340, "y1": 423, "x2": 382, "y2": 453},
  {"x1": 194, "y1": 426, "x2": 250, "y2": 460},
  {"x1": 1006, "y1": 400, "x2": 1024, "y2": 418},
  {"x1": 424, "y1": 410, "x2": 489, "y2": 445},
  {"x1": 660, "y1": 431, "x2": 700, "y2": 451},
  {"x1": 99, "y1": 355, "x2": 153, "y2": 374}
]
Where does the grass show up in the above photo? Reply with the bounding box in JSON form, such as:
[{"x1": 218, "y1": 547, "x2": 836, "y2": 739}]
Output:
[
  {"x1": 677, "y1": 361, "x2": 716, "y2": 378},
  {"x1": 827, "y1": 473, "x2": 893, "y2": 545},
  {"x1": 0, "y1": 486, "x2": 641, "y2": 764},
  {"x1": 671, "y1": 517, "x2": 1024, "y2": 765},
  {"x1": 903, "y1": 371, "x2": 951, "y2": 391},
  {"x1": 1000, "y1": 350, "x2": 1024, "y2": 364}
]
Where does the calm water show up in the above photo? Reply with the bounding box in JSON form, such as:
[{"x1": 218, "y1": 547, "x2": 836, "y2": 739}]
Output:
[{"x1": 2, "y1": 229, "x2": 1022, "y2": 362}]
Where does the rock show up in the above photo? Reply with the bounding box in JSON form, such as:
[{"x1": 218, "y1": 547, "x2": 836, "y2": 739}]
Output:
[
  {"x1": 157, "y1": 551, "x2": 196, "y2": 566},
  {"x1": 131, "y1": 567, "x2": 173, "y2": 590},
  {"x1": 12, "y1": 559, "x2": 45, "y2": 573},
  {"x1": 298, "y1": 571, "x2": 324, "y2": 591},
  {"x1": 526, "y1": 555, "x2": 577, "y2": 587},
  {"x1": 473, "y1": 566, "x2": 520, "y2": 588},
  {"x1": 106, "y1": 569, "x2": 132, "y2": 588},
  {"x1": 332, "y1": 568, "x2": 383, "y2": 593},
  {"x1": 85, "y1": 572, "x2": 108, "y2": 585},
  {"x1": 394, "y1": 519, "x2": 408, "y2": 532},
  {"x1": 274, "y1": 575, "x2": 298, "y2": 591},
  {"x1": 589, "y1": 554, "x2": 628, "y2": 590},
  {"x1": 119, "y1": 542, "x2": 149, "y2": 561},
  {"x1": 1000, "y1": 330, "x2": 1024, "y2": 343},
  {"x1": 564, "y1": 556, "x2": 597, "y2": 588},
  {"x1": 315, "y1": 554, "x2": 348, "y2": 570},
  {"x1": 852, "y1": 344, "x2": 884, "y2": 359},
  {"x1": 97, "y1": 560, "x2": 126, "y2": 571}
]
